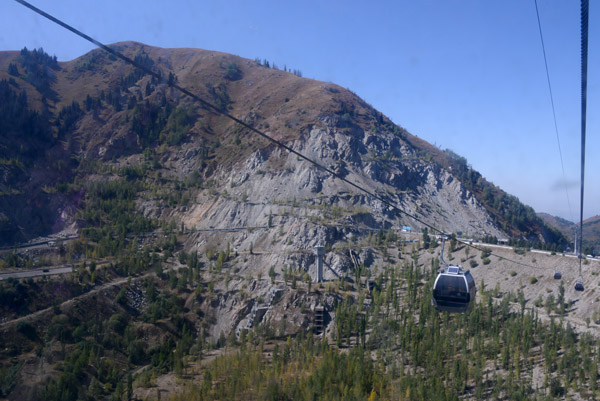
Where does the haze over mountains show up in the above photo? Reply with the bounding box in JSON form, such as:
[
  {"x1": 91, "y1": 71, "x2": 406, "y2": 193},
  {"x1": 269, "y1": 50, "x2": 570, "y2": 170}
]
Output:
[
  {"x1": 0, "y1": 41, "x2": 568, "y2": 251},
  {"x1": 538, "y1": 213, "x2": 600, "y2": 254}
]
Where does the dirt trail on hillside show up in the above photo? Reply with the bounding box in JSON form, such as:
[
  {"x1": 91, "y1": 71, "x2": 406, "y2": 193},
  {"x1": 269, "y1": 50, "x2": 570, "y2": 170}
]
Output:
[{"x1": 0, "y1": 275, "x2": 132, "y2": 331}]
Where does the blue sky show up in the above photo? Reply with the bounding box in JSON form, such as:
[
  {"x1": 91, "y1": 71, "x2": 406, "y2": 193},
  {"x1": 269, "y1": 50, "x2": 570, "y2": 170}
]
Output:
[{"x1": 1, "y1": 0, "x2": 598, "y2": 221}]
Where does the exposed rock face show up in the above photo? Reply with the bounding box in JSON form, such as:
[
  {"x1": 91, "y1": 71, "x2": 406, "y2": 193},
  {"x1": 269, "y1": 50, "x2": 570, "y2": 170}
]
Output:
[
  {"x1": 0, "y1": 41, "x2": 520, "y2": 252},
  {"x1": 175, "y1": 110, "x2": 506, "y2": 264}
]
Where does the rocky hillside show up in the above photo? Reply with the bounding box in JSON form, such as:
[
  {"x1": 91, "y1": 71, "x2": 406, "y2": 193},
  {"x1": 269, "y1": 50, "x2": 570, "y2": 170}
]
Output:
[
  {"x1": 0, "y1": 42, "x2": 566, "y2": 253},
  {"x1": 2, "y1": 42, "x2": 597, "y2": 401}
]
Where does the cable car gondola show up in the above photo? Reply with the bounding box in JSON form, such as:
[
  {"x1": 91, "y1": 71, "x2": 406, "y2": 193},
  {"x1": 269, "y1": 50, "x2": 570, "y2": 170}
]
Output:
[
  {"x1": 575, "y1": 280, "x2": 584, "y2": 291},
  {"x1": 553, "y1": 270, "x2": 562, "y2": 280},
  {"x1": 432, "y1": 236, "x2": 477, "y2": 313},
  {"x1": 432, "y1": 265, "x2": 477, "y2": 313}
]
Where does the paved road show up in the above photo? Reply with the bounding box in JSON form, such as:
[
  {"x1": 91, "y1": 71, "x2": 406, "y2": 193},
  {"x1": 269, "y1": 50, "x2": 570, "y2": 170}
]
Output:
[
  {"x1": 464, "y1": 241, "x2": 599, "y2": 262},
  {"x1": 0, "y1": 266, "x2": 73, "y2": 280},
  {"x1": 0, "y1": 235, "x2": 79, "y2": 255}
]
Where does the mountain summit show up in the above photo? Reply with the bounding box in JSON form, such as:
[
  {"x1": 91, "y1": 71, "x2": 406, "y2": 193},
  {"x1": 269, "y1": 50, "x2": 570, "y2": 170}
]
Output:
[{"x1": 0, "y1": 42, "x2": 566, "y2": 252}]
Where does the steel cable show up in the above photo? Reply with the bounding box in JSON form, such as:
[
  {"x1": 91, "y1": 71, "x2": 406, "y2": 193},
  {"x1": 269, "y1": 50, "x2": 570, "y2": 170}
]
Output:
[{"x1": 14, "y1": 0, "x2": 558, "y2": 272}]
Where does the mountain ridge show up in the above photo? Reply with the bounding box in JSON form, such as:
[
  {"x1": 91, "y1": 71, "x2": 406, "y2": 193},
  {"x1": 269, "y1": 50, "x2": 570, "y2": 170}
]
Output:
[
  {"x1": 0, "y1": 42, "x2": 567, "y2": 251},
  {"x1": 538, "y1": 212, "x2": 600, "y2": 254}
]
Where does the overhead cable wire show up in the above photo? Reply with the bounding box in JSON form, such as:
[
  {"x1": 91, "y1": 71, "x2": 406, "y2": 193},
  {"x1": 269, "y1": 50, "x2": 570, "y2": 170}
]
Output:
[
  {"x1": 14, "y1": 0, "x2": 545, "y2": 271},
  {"x1": 578, "y1": 0, "x2": 589, "y2": 278},
  {"x1": 534, "y1": 0, "x2": 575, "y2": 223}
]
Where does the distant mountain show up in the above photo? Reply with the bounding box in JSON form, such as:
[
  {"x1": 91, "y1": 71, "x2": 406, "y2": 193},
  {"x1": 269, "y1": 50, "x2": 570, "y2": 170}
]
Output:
[
  {"x1": 538, "y1": 213, "x2": 600, "y2": 254},
  {"x1": 0, "y1": 42, "x2": 568, "y2": 251},
  {"x1": 537, "y1": 213, "x2": 575, "y2": 235}
]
